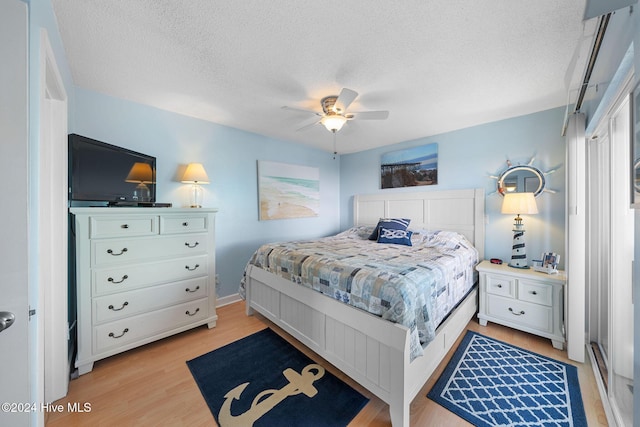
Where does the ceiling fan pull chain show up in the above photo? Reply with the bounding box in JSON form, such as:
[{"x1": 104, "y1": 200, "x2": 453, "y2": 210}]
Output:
[{"x1": 333, "y1": 131, "x2": 337, "y2": 160}]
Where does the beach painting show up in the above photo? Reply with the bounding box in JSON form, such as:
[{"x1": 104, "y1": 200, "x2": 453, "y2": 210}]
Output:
[
  {"x1": 381, "y1": 143, "x2": 438, "y2": 189},
  {"x1": 258, "y1": 160, "x2": 320, "y2": 220}
]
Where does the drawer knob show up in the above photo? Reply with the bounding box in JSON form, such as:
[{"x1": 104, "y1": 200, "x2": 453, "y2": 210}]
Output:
[
  {"x1": 508, "y1": 307, "x2": 525, "y2": 316},
  {"x1": 108, "y1": 301, "x2": 129, "y2": 311},
  {"x1": 121, "y1": 224, "x2": 129, "y2": 229},
  {"x1": 182, "y1": 222, "x2": 189, "y2": 227},
  {"x1": 185, "y1": 286, "x2": 200, "y2": 293},
  {"x1": 107, "y1": 248, "x2": 128, "y2": 256},
  {"x1": 530, "y1": 290, "x2": 538, "y2": 295},
  {"x1": 108, "y1": 328, "x2": 129, "y2": 339},
  {"x1": 185, "y1": 242, "x2": 199, "y2": 248},
  {"x1": 185, "y1": 264, "x2": 200, "y2": 271},
  {"x1": 496, "y1": 284, "x2": 502, "y2": 288},
  {"x1": 107, "y1": 275, "x2": 129, "y2": 284},
  {"x1": 185, "y1": 308, "x2": 200, "y2": 317}
]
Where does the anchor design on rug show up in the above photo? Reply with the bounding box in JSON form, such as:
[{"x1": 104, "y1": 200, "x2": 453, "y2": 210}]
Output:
[{"x1": 218, "y1": 363, "x2": 326, "y2": 427}]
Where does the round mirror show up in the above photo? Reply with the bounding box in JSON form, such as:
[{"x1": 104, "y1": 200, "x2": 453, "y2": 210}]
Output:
[{"x1": 497, "y1": 165, "x2": 545, "y2": 196}]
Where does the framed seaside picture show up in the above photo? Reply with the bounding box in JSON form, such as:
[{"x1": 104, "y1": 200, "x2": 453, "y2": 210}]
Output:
[
  {"x1": 257, "y1": 160, "x2": 320, "y2": 220},
  {"x1": 380, "y1": 143, "x2": 438, "y2": 189}
]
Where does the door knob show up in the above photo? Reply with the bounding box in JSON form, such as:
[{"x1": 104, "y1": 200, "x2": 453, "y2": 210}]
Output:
[{"x1": 0, "y1": 311, "x2": 15, "y2": 333}]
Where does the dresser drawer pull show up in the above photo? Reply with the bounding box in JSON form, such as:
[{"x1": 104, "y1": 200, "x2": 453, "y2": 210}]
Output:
[
  {"x1": 108, "y1": 328, "x2": 129, "y2": 339},
  {"x1": 508, "y1": 307, "x2": 525, "y2": 316},
  {"x1": 121, "y1": 224, "x2": 129, "y2": 229},
  {"x1": 185, "y1": 264, "x2": 200, "y2": 271},
  {"x1": 185, "y1": 286, "x2": 200, "y2": 293},
  {"x1": 185, "y1": 241, "x2": 199, "y2": 248},
  {"x1": 107, "y1": 248, "x2": 128, "y2": 256},
  {"x1": 185, "y1": 308, "x2": 200, "y2": 316},
  {"x1": 496, "y1": 284, "x2": 503, "y2": 288},
  {"x1": 107, "y1": 275, "x2": 129, "y2": 284},
  {"x1": 108, "y1": 301, "x2": 129, "y2": 311},
  {"x1": 182, "y1": 222, "x2": 189, "y2": 227},
  {"x1": 530, "y1": 291, "x2": 538, "y2": 295}
]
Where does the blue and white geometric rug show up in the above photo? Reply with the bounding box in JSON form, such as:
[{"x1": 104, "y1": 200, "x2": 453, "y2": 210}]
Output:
[{"x1": 427, "y1": 331, "x2": 587, "y2": 426}]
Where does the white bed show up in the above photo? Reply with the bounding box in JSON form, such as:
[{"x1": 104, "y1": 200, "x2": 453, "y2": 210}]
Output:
[{"x1": 243, "y1": 188, "x2": 485, "y2": 426}]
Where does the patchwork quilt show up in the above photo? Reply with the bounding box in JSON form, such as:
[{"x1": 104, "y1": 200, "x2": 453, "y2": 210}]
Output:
[{"x1": 240, "y1": 226, "x2": 479, "y2": 360}]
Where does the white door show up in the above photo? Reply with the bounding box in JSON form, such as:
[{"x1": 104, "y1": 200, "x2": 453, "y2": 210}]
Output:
[{"x1": 0, "y1": 0, "x2": 31, "y2": 426}]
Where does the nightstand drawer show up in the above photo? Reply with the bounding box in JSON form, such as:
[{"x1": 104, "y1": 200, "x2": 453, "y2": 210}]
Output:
[
  {"x1": 486, "y1": 294, "x2": 552, "y2": 333},
  {"x1": 518, "y1": 280, "x2": 552, "y2": 306},
  {"x1": 485, "y1": 274, "x2": 516, "y2": 298}
]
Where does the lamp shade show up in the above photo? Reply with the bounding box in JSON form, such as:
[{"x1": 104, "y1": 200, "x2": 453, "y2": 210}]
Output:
[
  {"x1": 181, "y1": 163, "x2": 210, "y2": 184},
  {"x1": 125, "y1": 162, "x2": 154, "y2": 183},
  {"x1": 501, "y1": 192, "x2": 538, "y2": 215}
]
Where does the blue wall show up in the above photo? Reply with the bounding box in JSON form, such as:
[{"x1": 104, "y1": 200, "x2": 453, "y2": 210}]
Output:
[
  {"x1": 340, "y1": 107, "x2": 567, "y2": 268},
  {"x1": 72, "y1": 88, "x2": 341, "y2": 298},
  {"x1": 73, "y1": 88, "x2": 567, "y2": 295}
]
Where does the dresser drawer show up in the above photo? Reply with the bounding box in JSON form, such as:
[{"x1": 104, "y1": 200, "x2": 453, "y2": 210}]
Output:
[
  {"x1": 485, "y1": 274, "x2": 516, "y2": 298},
  {"x1": 93, "y1": 255, "x2": 208, "y2": 296},
  {"x1": 92, "y1": 234, "x2": 208, "y2": 266},
  {"x1": 160, "y1": 215, "x2": 208, "y2": 234},
  {"x1": 486, "y1": 294, "x2": 552, "y2": 333},
  {"x1": 93, "y1": 298, "x2": 209, "y2": 353},
  {"x1": 518, "y1": 280, "x2": 553, "y2": 306},
  {"x1": 93, "y1": 277, "x2": 208, "y2": 324},
  {"x1": 90, "y1": 216, "x2": 158, "y2": 238}
]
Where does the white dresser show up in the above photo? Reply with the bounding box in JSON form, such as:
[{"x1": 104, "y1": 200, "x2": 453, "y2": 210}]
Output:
[
  {"x1": 70, "y1": 207, "x2": 218, "y2": 374},
  {"x1": 476, "y1": 260, "x2": 566, "y2": 349}
]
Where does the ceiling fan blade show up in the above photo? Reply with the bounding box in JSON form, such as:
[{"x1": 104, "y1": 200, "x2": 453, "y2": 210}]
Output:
[
  {"x1": 282, "y1": 105, "x2": 321, "y2": 116},
  {"x1": 333, "y1": 88, "x2": 358, "y2": 113},
  {"x1": 347, "y1": 110, "x2": 389, "y2": 120},
  {"x1": 296, "y1": 119, "x2": 321, "y2": 131}
]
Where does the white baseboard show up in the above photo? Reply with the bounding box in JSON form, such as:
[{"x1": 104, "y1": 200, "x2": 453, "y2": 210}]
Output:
[{"x1": 216, "y1": 293, "x2": 242, "y2": 307}]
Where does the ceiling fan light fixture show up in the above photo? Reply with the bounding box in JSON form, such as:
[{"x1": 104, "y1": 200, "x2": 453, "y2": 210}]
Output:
[{"x1": 321, "y1": 114, "x2": 347, "y2": 133}]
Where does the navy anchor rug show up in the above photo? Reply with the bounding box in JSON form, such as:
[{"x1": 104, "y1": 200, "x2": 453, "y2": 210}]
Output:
[
  {"x1": 187, "y1": 328, "x2": 368, "y2": 426},
  {"x1": 428, "y1": 331, "x2": 587, "y2": 426}
]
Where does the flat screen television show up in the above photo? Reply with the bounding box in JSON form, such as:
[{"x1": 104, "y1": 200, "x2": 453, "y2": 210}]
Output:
[{"x1": 68, "y1": 134, "x2": 156, "y2": 206}]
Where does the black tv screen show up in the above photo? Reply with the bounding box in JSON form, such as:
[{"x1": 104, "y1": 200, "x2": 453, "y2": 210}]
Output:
[{"x1": 68, "y1": 134, "x2": 156, "y2": 206}]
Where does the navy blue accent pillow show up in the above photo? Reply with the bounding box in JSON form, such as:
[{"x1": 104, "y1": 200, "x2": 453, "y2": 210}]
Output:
[
  {"x1": 377, "y1": 227, "x2": 413, "y2": 246},
  {"x1": 368, "y1": 218, "x2": 411, "y2": 240}
]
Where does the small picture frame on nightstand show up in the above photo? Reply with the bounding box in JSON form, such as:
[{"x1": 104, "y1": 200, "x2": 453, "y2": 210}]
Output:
[{"x1": 532, "y1": 252, "x2": 559, "y2": 274}]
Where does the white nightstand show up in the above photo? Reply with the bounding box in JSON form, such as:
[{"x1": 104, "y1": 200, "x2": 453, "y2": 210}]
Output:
[{"x1": 476, "y1": 260, "x2": 566, "y2": 350}]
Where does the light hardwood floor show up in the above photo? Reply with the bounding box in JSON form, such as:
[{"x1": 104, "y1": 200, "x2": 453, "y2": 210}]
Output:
[{"x1": 47, "y1": 301, "x2": 608, "y2": 426}]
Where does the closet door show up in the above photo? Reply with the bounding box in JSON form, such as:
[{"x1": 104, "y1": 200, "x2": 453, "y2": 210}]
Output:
[
  {"x1": 608, "y1": 94, "x2": 634, "y2": 424},
  {"x1": 588, "y1": 86, "x2": 634, "y2": 426}
]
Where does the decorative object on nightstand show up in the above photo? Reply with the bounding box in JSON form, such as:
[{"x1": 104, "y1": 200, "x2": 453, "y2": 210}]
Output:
[
  {"x1": 532, "y1": 252, "x2": 560, "y2": 274},
  {"x1": 476, "y1": 260, "x2": 566, "y2": 350},
  {"x1": 125, "y1": 162, "x2": 154, "y2": 202},
  {"x1": 181, "y1": 163, "x2": 210, "y2": 208},
  {"x1": 501, "y1": 192, "x2": 538, "y2": 268}
]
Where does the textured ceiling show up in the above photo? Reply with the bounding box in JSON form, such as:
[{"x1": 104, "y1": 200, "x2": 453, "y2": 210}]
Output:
[{"x1": 52, "y1": 0, "x2": 594, "y2": 154}]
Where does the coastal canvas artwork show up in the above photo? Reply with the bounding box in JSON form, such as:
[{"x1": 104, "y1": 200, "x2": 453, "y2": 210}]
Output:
[
  {"x1": 258, "y1": 160, "x2": 320, "y2": 220},
  {"x1": 381, "y1": 143, "x2": 438, "y2": 189}
]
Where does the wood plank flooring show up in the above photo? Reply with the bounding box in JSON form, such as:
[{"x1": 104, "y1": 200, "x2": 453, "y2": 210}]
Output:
[{"x1": 46, "y1": 301, "x2": 608, "y2": 426}]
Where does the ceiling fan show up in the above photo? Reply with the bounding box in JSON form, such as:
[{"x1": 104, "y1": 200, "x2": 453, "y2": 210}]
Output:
[{"x1": 282, "y1": 88, "x2": 389, "y2": 133}]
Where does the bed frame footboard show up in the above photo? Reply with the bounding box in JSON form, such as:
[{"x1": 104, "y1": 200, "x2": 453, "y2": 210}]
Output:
[{"x1": 245, "y1": 265, "x2": 478, "y2": 427}]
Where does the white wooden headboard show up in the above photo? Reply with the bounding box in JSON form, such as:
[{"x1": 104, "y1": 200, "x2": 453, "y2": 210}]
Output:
[{"x1": 354, "y1": 188, "x2": 485, "y2": 260}]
